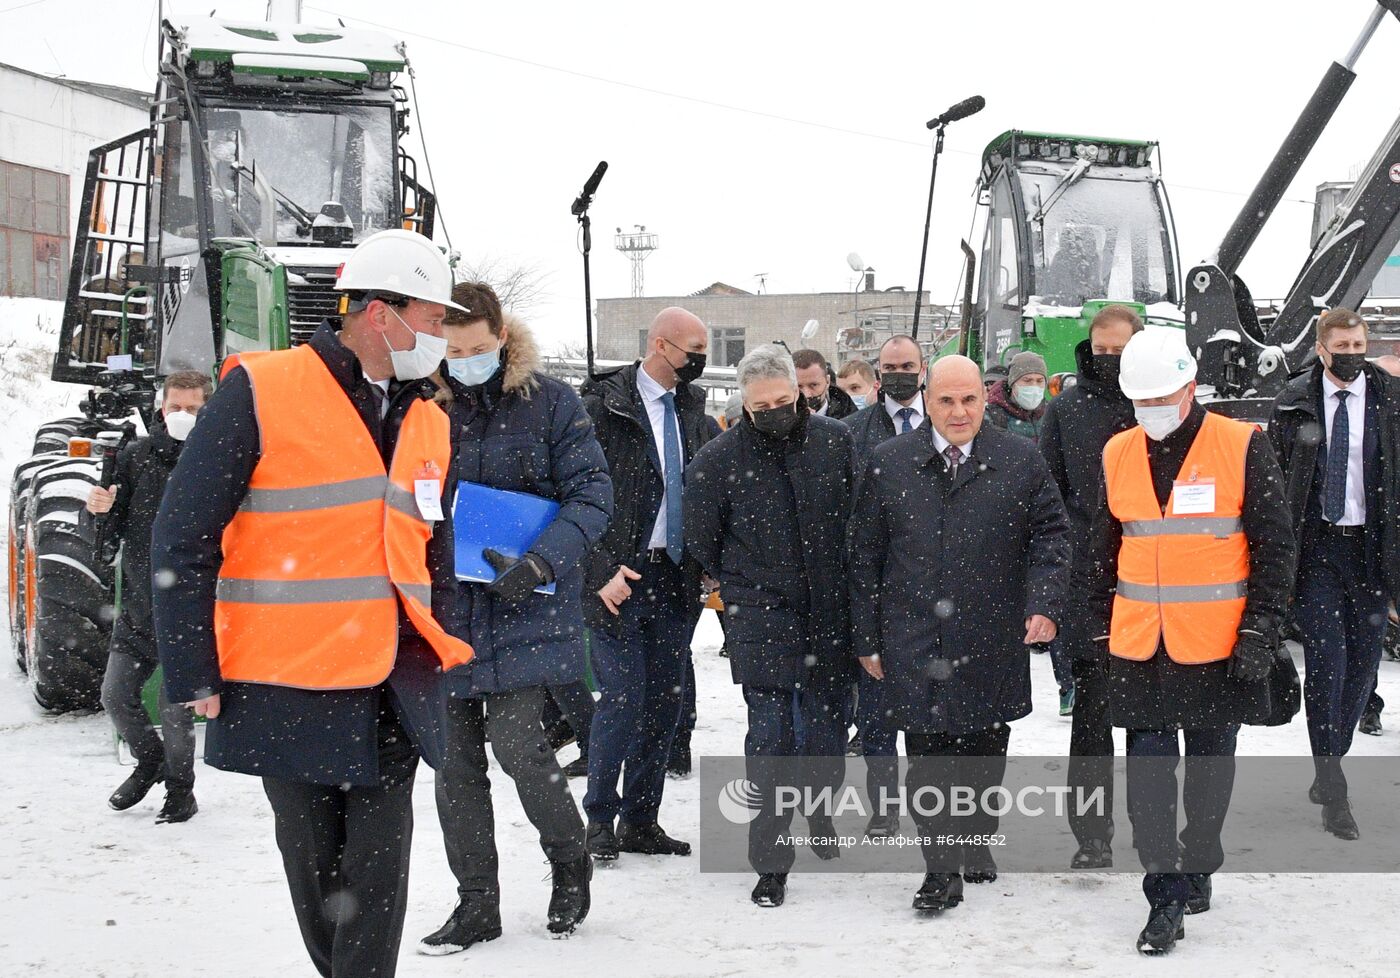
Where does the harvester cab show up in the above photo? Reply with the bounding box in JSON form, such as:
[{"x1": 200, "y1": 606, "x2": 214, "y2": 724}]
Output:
[
  {"x1": 52, "y1": 12, "x2": 437, "y2": 420},
  {"x1": 961, "y1": 130, "x2": 1183, "y2": 380},
  {"x1": 9, "y1": 7, "x2": 441, "y2": 712}
]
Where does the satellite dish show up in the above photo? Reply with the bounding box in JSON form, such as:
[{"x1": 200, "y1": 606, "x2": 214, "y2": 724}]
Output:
[
  {"x1": 846, "y1": 252, "x2": 865, "y2": 273},
  {"x1": 801, "y1": 319, "x2": 820, "y2": 340}
]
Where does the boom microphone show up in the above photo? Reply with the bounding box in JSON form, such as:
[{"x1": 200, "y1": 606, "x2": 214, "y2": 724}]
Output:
[
  {"x1": 571, "y1": 161, "x2": 608, "y2": 216},
  {"x1": 926, "y1": 95, "x2": 985, "y2": 129}
]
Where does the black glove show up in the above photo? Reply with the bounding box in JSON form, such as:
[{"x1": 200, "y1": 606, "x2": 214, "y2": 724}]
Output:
[
  {"x1": 483, "y1": 548, "x2": 552, "y2": 604},
  {"x1": 1227, "y1": 630, "x2": 1274, "y2": 683}
]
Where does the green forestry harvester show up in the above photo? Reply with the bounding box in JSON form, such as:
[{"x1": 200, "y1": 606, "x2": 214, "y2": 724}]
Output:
[{"x1": 7, "y1": 4, "x2": 442, "y2": 710}]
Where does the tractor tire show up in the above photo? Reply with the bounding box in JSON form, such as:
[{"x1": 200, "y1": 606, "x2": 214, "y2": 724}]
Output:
[
  {"x1": 31, "y1": 416, "x2": 85, "y2": 456},
  {"x1": 7, "y1": 452, "x2": 66, "y2": 671},
  {"x1": 22, "y1": 456, "x2": 114, "y2": 712}
]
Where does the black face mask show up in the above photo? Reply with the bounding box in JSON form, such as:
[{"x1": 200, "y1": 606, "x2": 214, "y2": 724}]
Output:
[
  {"x1": 804, "y1": 393, "x2": 826, "y2": 413},
  {"x1": 880, "y1": 371, "x2": 922, "y2": 404},
  {"x1": 1326, "y1": 352, "x2": 1366, "y2": 384},
  {"x1": 1092, "y1": 354, "x2": 1122, "y2": 387},
  {"x1": 663, "y1": 340, "x2": 707, "y2": 384},
  {"x1": 749, "y1": 402, "x2": 801, "y2": 440}
]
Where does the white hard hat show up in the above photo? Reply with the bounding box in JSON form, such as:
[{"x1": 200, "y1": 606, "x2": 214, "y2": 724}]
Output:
[
  {"x1": 334, "y1": 229, "x2": 466, "y2": 311},
  {"x1": 1119, "y1": 326, "x2": 1197, "y2": 399}
]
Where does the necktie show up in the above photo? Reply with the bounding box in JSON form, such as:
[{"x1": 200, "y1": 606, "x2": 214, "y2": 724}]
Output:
[
  {"x1": 660, "y1": 391, "x2": 685, "y2": 564},
  {"x1": 897, "y1": 407, "x2": 915, "y2": 434},
  {"x1": 943, "y1": 444, "x2": 964, "y2": 472},
  {"x1": 1324, "y1": 389, "x2": 1350, "y2": 523}
]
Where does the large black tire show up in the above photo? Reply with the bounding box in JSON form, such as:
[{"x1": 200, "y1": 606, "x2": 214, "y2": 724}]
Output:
[
  {"x1": 31, "y1": 417, "x2": 85, "y2": 456},
  {"x1": 22, "y1": 456, "x2": 114, "y2": 712},
  {"x1": 7, "y1": 452, "x2": 66, "y2": 672}
]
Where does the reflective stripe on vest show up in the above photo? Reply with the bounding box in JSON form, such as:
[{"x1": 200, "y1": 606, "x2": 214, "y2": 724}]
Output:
[
  {"x1": 1105, "y1": 411, "x2": 1255, "y2": 665},
  {"x1": 214, "y1": 344, "x2": 472, "y2": 690}
]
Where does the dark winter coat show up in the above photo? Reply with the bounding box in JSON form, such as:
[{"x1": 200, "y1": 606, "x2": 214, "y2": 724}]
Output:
[
  {"x1": 1038, "y1": 341, "x2": 1137, "y2": 660},
  {"x1": 1267, "y1": 361, "x2": 1400, "y2": 602},
  {"x1": 984, "y1": 379, "x2": 1047, "y2": 441},
  {"x1": 1077, "y1": 404, "x2": 1296, "y2": 730},
  {"x1": 437, "y1": 317, "x2": 612, "y2": 698},
  {"x1": 580, "y1": 361, "x2": 714, "y2": 636},
  {"x1": 152, "y1": 323, "x2": 461, "y2": 786},
  {"x1": 684, "y1": 406, "x2": 858, "y2": 693},
  {"x1": 80, "y1": 424, "x2": 184, "y2": 651},
  {"x1": 848, "y1": 423, "x2": 1071, "y2": 734},
  {"x1": 845, "y1": 395, "x2": 915, "y2": 471},
  {"x1": 817, "y1": 382, "x2": 858, "y2": 421}
]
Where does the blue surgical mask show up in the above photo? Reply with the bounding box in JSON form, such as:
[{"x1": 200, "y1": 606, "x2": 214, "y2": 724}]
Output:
[
  {"x1": 447, "y1": 347, "x2": 501, "y2": 387},
  {"x1": 851, "y1": 394, "x2": 868, "y2": 409}
]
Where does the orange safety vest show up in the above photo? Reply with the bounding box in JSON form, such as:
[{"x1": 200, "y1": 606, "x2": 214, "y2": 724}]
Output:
[
  {"x1": 214, "y1": 344, "x2": 472, "y2": 689},
  {"x1": 1104, "y1": 411, "x2": 1254, "y2": 665}
]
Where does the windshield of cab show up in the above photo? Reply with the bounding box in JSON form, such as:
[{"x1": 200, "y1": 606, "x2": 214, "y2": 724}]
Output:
[
  {"x1": 202, "y1": 102, "x2": 396, "y2": 245},
  {"x1": 1018, "y1": 165, "x2": 1175, "y2": 307}
]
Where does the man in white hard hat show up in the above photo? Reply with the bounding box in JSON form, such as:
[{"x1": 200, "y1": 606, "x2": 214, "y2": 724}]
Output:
[
  {"x1": 152, "y1": 229, "x2": 474, "y2": 978},
  {"x1": 1077, "y1": 327, "x2": 1294, "y2": 956}
]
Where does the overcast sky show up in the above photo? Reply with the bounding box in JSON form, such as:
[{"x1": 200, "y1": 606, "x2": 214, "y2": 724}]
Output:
[{"x1": 4, "y1": 0, "x2": 1399, "y2": 351}]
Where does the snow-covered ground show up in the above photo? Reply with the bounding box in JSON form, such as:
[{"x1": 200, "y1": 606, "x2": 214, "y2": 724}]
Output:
[{"x1": 2, "y1": 295, "x2": 1398, "y2": 975}]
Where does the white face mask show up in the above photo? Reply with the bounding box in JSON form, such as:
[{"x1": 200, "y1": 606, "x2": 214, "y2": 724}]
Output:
[
  {"x1": 164, "y1": 409, "x2": 197, "y2": 442},
  {"x1": 382, "y1": 307, "x2": 448, "y2": 381},
  {"x1": 850, "y1": 393, "x2": 868, "y2": 410},
  {"x1": 1135, "y1": 394, "x2": 1187, "y2": 441},
  {"x1": 1013, "y1": 384, "x2": 1045, "y2": 411}
]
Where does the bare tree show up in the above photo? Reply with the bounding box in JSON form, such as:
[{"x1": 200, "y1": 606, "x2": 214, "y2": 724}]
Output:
[{"x1": 455, "y1": 256, "x2": 550, "y2": 315}]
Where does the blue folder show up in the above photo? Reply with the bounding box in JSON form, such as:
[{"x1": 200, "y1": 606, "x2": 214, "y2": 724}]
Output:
[{"x1": 452, "y1": 481, "x2": 559, "y2": 595}]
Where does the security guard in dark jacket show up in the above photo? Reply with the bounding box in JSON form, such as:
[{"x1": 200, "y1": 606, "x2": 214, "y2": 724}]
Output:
[
  {"x1": 1080, "y1": 328, "x2": 1294, "y2": 956},
  {"x1": 685, "y1": 344, "x2": 858, "y2": 909},
  {"x1": 1038, "y1": 306, "x2": 1141, "y2": 867},
  {"x1": 153, "y1": 230, "x2": 471, "y2": 978},
  {"x1": 579, "y1": 306, "x2": 714, "y2": 860},
  {"x1": 1267, "y1": 307, "x2": 1400, "y2": 841}
]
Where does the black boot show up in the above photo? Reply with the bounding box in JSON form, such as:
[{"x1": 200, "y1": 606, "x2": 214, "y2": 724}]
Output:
[
  {"x1": 1323, "y1": 800, "x2": 1360, "y2": 840},
  {"x1": 155, "y1": 784, "x2": 198, "y2": 824},
  {"x1": 561, "y1": 753, "x2": 589, "y2": 778},
  {"x1": 417, "y1": 900, "x2": 502, "y2": 956},
  {"x1": 1359, "y1": 707, "x2": 1382, "y2": 736},
  {"x1": 666, "y1": 736, "x2": 692, "y2": 779},
  {"x1": 1184, "y1": 872, "x2": 1212, "y2": 914},
  {"x1": 108, "y1": 763, "x2": 165, "y2": 811},
  {"x1": 1136, "y1": 902, "x2": 1185, "y2": 955},
  {"x1": 751, "y1": 872, "x2": 788, "y2": 908},
  {"x1": 547, "y1": 854, "x2": 593, "y2": 935},
  {"x1": 912, "y1": 873, "x2": 963, "y2": 912},
  {"x1": 586, "y1": 821, "x2": 620, "y2": 862},
  {"x1": 962, "y1": 845, "x2": 997, "y2": 884},
  {"x1": 617, "y1": 821, "x2": 691, "y2": 856},
  {"x1": 1070, "y1": 838, "x2": 1113, "y2": 869}
]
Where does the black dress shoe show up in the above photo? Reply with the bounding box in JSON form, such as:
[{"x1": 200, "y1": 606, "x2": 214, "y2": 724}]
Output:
[
  {"x1": 1184, "y1": 873, "x2": 1212, "y2": 914},
  {"x1": 912, "y1": 872, "x2": 963, "y2": 912},
  {"x1": 108, "y1": 763, "x2": 165, "y2": 811},
  {"x1": 417, "y1": 900, "x2": 503, "y2": 956},
  {"x1": 1359, "y1": 708, "x2": 1382, "y2": 736},
  {"x1": 561, "y1": 754, "x2": 589, "y2": 778},
  {"x1": 864, "y1": 813, "x2": 901, "y2": 839},
  {"x1": 544, "y1": 720, "x2": 576, "y2": 752},
  {"x1": 962, "y1": 845, "x2": 997, "y2": 884},
  {"x1": 1323, "y1": 800, "x2": 1360, "y2": 840},
  {"x1": 155, "y1": 786, "x2": 197, "y2": 824},
  {"x1": 1070, "y1": 838, "x2": 1113, "y2": 869},
  {"x1": 751, "y1": 872, "x2": 788, "y2": 907},
  {"x1": 1136, "y1": 902, "x2": 1185, "y2": 955},
  {"x1": 547, "y1": 854, "x2": 593, "y2": 935},
  {"x1": 617, "y1": 821, "x2": 691, "y2": 856},
  {"x1": 806, "y1": 817, "x2": 841, "y2": 860},
  {"x1": 666, "y1": 741, "x2": 692, "y2": 779},
  {"x1": 586, "y1": 821, "x2": 620, "y2": 861}
]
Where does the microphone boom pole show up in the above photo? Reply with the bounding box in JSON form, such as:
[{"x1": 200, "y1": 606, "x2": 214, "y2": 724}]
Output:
[
  {"x1": 573, "y1": 161, "x2": 608, "y2": 380},
  {"x1": 911, "y1": 95, "x2": 984, "y2": 341}
]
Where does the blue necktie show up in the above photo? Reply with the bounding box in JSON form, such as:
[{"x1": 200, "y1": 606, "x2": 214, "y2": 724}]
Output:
[
  {"x1": 1324, "y1": 389, "x2": 1350, "y2": 523},
  {"x1": 661, "y1": 391, "x2": 685, "y2": 564},
  {"x1": 897, "y1": 406, "x2": 914, "y2": 434}
]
